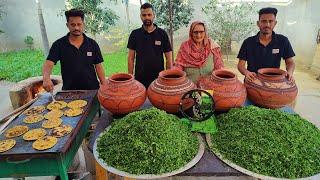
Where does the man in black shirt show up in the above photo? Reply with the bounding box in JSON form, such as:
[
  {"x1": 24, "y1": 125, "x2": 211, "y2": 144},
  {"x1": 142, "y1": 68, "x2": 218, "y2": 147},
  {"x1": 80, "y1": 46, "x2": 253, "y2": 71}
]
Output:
[
  {"x1": 42, "y1": 9, "x2": 106, "y2": 91},
  {"x1": 237, "y1": 7, "x2": 295, "y2": 82},
  {"x1": 127, "y1": 3, "x2": 173, "y2": 88}
]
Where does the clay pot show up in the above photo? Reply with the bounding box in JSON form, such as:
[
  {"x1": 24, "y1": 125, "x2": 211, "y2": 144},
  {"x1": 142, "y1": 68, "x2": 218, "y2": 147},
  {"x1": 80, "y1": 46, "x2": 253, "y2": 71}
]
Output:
[
  {"x1": 198, "y1": 69, "x2": 247, "y2": 111},
  {"x1": 245, "y1": 68, "x2": 298, "y2": 109},
  {"x1": 98, "y1": 73, "x2": 146, "y2": 115},
  {"x1": 148, "y1": 69, "x2": 196, "y2": 113}
]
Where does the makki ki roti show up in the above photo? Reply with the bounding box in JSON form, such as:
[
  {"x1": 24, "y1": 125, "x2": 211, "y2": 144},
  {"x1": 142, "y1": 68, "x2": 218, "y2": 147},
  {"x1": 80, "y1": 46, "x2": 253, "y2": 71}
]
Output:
[
  {"x1": 0, "y1": 139, "x2": 16, "y2": 153},
  {"x1": 5, "y1": 125, "x2": 29, "y2": 138},
  {"x1": 23, "y1": 128, "x2": 47, "y2": 141},
  {"x1": 51, "y1": 125, "x2": 73, "y2": 138},
  {"x1": 23, "y1": 114, "x2": 44, "y2": 124},
  {"x1": 44, "y1": 109, "x2": 64, "y2": 119},
  {"x1": 42, "y1": 118, "x2": 63, "y2": 129},
  {"x1": 23, "y1": 105, "x2": 45, "y2": 116},
  {"x1": 47, "y1": 101, "x2": 67, "y2": 110},
  {"x1": 67, "y1": 100, "x2": 87, "y2": 109},
  {"x1": 64, "y1": 108, "x2": 83, "y2": 117},
  {"x1": 32, "y1": 136, "x2": 58, "y2": 150}
]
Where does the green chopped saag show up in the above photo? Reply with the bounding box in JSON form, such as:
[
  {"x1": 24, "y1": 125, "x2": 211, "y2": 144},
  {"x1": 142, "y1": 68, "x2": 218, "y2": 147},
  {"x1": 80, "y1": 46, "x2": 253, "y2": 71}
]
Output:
[
  {"x1": 97, "y1": 108, "x2": 199, "y2": 175},
  {"x1": 210, "y1": 106, "x2": 320, "y2": 178}
]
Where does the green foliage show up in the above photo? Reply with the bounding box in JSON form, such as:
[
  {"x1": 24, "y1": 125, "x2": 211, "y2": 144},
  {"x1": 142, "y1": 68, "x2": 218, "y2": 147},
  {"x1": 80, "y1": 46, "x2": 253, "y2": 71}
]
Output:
[
  {"x1": 64, "y1": 0, "x2": 119, "y2": 37},
  {"x1": 97, "y1": 108, "x2": 199, "y2": 174},
  {"x1": 103, "y1": 50, "x2": 128, "y2": 75},
  {"x1": 104, "y1": 26, "x2": 130, "y2": 52},
  {"x1": 24, "y1": 36, "x2": 34, "y2": 49},
  {"x1": 148, "y1": 0, "x2": 194, "y2": 32},
  {"x1": 203, "y1": 0, "x2": 256, "y2": 54},
  {"x1": 0, "y1": 49, "x2": 128, "y2": 82},
  {"x1": 210, "y1": 106, "x2": 320, "y2": 178},
  {"x1": 0, "y1": 4, "x2": 5, "y2": 34},
  {"x1": 0, "y1": 49, "x2": 61, "y2": 82}
]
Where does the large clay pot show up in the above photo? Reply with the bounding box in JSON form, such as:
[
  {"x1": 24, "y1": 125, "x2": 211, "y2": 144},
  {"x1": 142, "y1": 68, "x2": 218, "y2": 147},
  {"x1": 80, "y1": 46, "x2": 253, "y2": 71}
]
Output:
[
  {"x1": 148, "y1": 69, "x2": 196, "y2": 113},
  {"x1": 198, "y1": 69, "x2": 247, "y2": 111},
  {"x1": 245, "y1": 68, "x2": 298, "y2": 109},
  {"x1": 98, "y1": 73, "x2": 146, "y2": 115}
]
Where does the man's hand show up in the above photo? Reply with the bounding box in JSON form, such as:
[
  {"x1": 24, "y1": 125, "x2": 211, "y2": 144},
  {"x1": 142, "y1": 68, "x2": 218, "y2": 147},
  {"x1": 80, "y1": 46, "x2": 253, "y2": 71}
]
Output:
[
  {"x1": 286, "y1": 71, "x2": 295, "y2": 82},
  {"x1": 245, "y1": 71, "x2": 257, "y2": 82},
  {"x1": 43, "y1": 78, "x2": 54, "y2": 92}
]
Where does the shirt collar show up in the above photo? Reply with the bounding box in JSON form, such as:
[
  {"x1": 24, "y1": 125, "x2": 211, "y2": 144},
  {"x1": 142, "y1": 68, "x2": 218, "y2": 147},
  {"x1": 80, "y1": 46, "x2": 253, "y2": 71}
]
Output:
[
  {"x1": 64, "y1": 32, "x2": 88, "y2": 45},
  {"x1": 255, "y1": 31, "x2": 278, "y2": 44},
  {"x1": 141, "y1": 24, "x2": 158, "y2": 34}
]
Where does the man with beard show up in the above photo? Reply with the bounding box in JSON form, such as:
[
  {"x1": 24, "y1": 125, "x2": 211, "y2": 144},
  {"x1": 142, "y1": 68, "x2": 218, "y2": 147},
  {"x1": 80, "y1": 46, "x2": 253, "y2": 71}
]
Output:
[
  {"x1": 42, "y1": 9, "x2": 106, "y2": 91},
  {"x1": 127, "y1": 3, "x2": 173, "y2": 88},
  {"x1": 237, "y1": 7, "x2": 295, "y2": 82}
]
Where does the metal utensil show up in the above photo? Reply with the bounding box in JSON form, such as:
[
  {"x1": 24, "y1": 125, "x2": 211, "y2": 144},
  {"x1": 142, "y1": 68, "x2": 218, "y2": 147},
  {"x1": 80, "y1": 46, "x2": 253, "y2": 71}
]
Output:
[{"x1": 50, "y1": 91, "x2": 56, "y2": 102}]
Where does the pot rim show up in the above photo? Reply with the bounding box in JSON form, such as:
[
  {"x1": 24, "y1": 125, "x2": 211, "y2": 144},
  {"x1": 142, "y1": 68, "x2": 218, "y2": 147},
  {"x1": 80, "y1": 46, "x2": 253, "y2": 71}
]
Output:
[
  {"x1": 159, "y1": 69, "x2": 186, "y2": 81},
  {"x1": 109, "y1": 73, "x2": 133, "y2": 83},
  {"x1": 257, "y1": 68, "x2": 286, "y2": 80},
  {"x1": 212, "y1": 69, "x2": 236, "y2": 81}
]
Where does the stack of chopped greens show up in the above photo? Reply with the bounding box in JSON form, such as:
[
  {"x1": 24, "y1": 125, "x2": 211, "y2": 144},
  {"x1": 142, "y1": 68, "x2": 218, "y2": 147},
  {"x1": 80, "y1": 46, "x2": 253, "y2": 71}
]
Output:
[
  {"x1": 210, "y1": 106, "x2": 320, "y2": 178},
  {"x1": 97, "y1": 108, "x2": 199, "y2": 175}
]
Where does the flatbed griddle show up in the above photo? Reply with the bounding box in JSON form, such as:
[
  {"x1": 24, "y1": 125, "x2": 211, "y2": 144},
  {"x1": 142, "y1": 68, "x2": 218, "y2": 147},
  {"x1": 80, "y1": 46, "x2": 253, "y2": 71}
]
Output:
[{"x1": 0, "y1": 90, "x2": 97, "y2": 159}]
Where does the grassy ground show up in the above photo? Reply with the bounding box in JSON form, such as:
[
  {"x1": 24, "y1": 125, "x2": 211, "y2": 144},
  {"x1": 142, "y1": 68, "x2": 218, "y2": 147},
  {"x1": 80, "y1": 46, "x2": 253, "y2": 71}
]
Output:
[{"x1": 0, "y1": 49, "x2": 128, "y2": 82}]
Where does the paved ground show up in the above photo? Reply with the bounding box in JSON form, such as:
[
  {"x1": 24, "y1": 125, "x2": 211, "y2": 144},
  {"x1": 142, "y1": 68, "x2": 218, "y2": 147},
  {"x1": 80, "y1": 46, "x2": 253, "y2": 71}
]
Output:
[{"x1": 0, "y1": 64, "x2": 319, "y2": 180}]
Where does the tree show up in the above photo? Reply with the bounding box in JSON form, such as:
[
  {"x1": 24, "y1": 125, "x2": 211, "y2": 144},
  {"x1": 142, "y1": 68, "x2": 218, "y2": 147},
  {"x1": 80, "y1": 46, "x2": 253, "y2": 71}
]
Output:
[
  {"x1": 65, "y1": 0, "x2": 119, "y2": 38},
  {"x1": 0, "y1": 4, "x2": 5, "y2": 34},
  {"x1": 148, "y1": 0, "x2": 194, "y2": 55},
  {"x1": 203, "y1": 0, "x2": 256, "y2": 59},
  {"x1": 36, "y1": 0, "x2": 50, "y2": 56},
  {"x1": 112, "y1": 0, "x2": 130, "y2": 26}
]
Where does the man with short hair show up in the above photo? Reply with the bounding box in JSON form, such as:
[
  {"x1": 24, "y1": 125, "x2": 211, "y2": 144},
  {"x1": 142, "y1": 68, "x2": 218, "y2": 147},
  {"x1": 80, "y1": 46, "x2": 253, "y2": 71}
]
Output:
[
  {"x1": 42, "y1": 9, "x2": 106, "y2": 91},
  {"x1": 127, "y1": 3, "x2": 173, "y2": 88},
  {"x1": 237, "y1": 7, "x2": 295, "y2": 82}
]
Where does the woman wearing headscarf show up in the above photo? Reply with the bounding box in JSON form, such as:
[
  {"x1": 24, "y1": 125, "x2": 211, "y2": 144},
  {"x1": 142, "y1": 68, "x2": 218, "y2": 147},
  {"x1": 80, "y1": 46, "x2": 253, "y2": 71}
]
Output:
[{"x1": 174, "y1": 21, "x2": 224, "y2": 83}]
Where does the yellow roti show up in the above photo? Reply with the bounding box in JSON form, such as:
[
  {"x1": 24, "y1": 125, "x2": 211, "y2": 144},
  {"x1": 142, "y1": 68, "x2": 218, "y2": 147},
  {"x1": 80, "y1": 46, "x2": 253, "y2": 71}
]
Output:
[
  {"x1": 42, "y1": 118, "x2": 62, "y2": 129},
  {"x1": 5, "y1": 125, "x2": 29, "y2": 138},
  {"x1": 32, "y1": 136, "x2": 58, "y2": 151},
  {"x1": 67, "y1": 100, "x2": 87, "y2": 109},
  {"x1": 23, "y1": 105, "x2": 45, "y2": 116},
  {"x1": 51, "y1": 125, "x2": 73, "y2": 138},
  {"x1": 47, "y1": 101, "x2": 67, "y2": 110},
  {"x1": 64, "y1": 108, "x2": 83, "y2": 117},
  {"x1": 23, "y1": 114, "x2": 44, "y2": 124},
  {"x1": 0, "y1": 139, "x2": 16, "y2": 153},
  {"x1": 44, "y1": 109, "x2": 64, "y2": 119},
  {"x1": 23, "y1": 128, "x2": 47, "y2": 141}
]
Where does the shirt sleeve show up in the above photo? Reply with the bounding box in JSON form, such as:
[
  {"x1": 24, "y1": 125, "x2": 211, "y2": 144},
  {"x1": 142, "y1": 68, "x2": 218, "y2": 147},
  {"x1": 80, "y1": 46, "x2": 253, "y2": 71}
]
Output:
[
  {"x1": 94, "y1": 42, "x2": 103, "y2": 64},
  {"x1": 127, "y1": 31, "x2": 136, "y2": 50},
  {"x1": 282, "y1": 37, "x2": 295, "y2": 60},
  {"x1": 46, "y1": 41, "x2": 61, "y2": 64},
  {"x1": 237, "y1": 39, "x2": 248, "y2": 61},
  {"x1": 162, "y1": 31, "x2": 172, "y2": 53}
]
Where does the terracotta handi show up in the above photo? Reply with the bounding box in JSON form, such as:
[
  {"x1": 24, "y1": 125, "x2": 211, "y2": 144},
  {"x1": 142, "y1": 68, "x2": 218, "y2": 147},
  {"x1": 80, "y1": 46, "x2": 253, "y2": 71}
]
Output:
[
  {"x1": 98, "y1": 73, "x2": 146, "y2": 115},
  {"x1": 198, "y1": 69, "x2": 247, "y2": 111},
  {"x1": 148, "y1": 69, "x2": 196, "y2": 113},
  {"x1": 245, "y1": 68, "x2": 298, "y2": 108}
]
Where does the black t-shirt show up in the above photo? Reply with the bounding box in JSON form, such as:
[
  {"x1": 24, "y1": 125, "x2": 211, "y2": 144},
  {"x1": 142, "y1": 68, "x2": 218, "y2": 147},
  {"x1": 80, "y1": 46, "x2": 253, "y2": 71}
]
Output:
[
  {"x1": 47, "y1": 33, "x2": 103, "y2": 90},
  {"x1": 127, "y1": 25, "x2": 172, "y2": 87},
  {"x1": 237, "y1": 32, "x2": 295, "y2": 73}
]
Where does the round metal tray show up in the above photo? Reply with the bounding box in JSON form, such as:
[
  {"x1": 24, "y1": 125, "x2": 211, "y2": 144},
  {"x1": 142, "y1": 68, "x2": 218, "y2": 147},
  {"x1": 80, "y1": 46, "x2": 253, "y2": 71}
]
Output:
[
  {"x1": 206, "y1": 134, "x2": 320, "y2": 180},
  {"x1": 93, "y1": 126, "x2": 205, "y2": 179}
]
